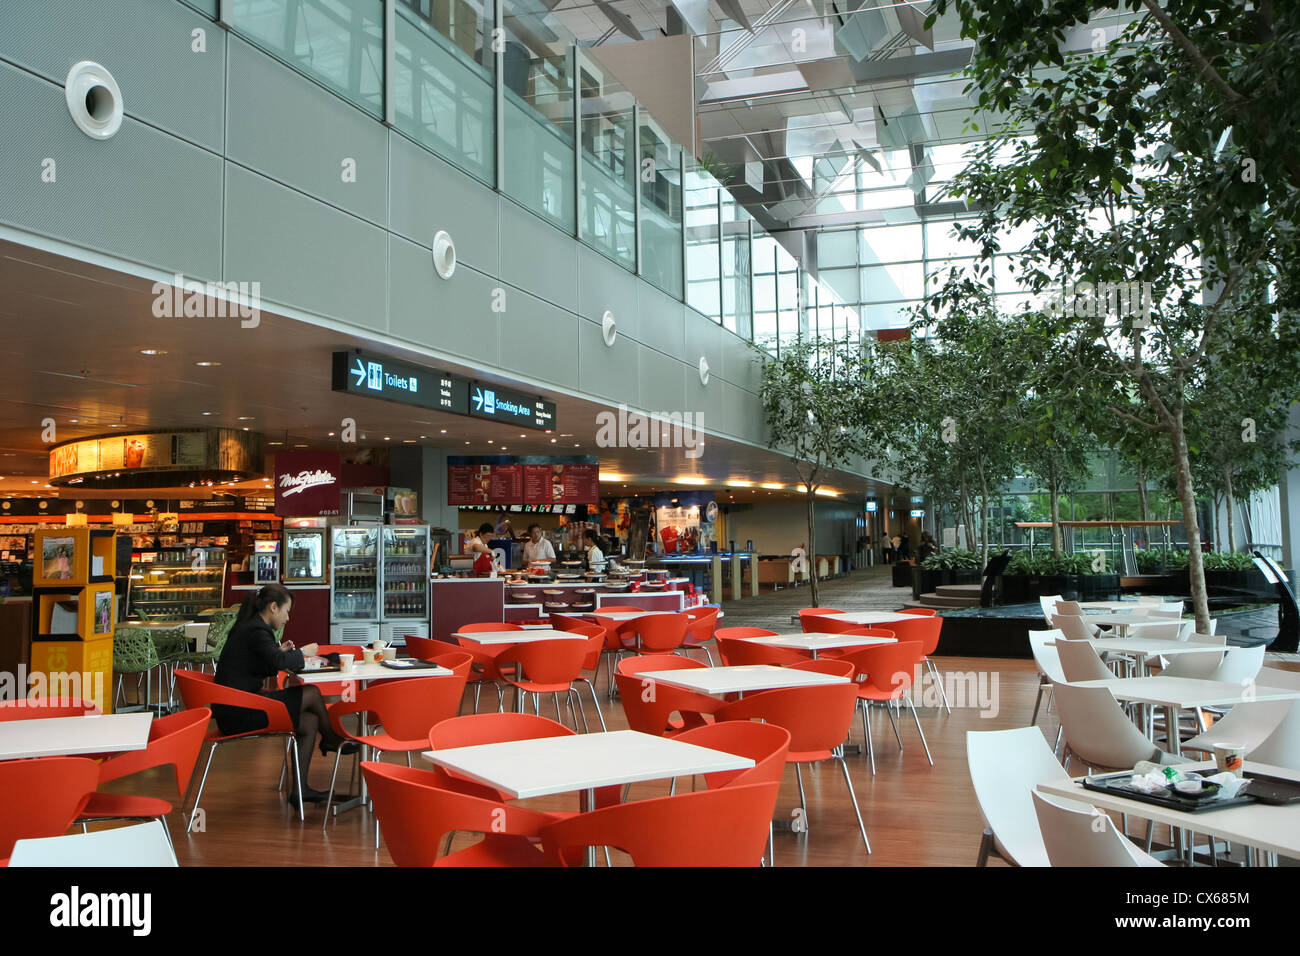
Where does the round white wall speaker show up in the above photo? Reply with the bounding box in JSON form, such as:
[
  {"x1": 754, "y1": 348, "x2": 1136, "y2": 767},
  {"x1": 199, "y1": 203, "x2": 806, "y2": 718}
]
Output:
[
  {"x1": 432, "y1": 230, "x2": 456, "y2": 279},
  {"x1": 698, "y1": 356, "x2": 711, "y2": 386},
  {"x1": 601, "y1": 310, "x2": 617, "y2": 347},
  {"x1": 65, "y1": 61, "x2": 123, "y2": 140}
]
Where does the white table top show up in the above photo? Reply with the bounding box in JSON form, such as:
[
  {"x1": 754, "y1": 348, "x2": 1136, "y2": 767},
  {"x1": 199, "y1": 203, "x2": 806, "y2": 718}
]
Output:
[
  {"x1": 1073, "y1": 676, "x2": 1300, "y2": 709},
  {"x1": 1082, "y1": 637, "x2": 1234, "y2": 657},
  {"x1": 818, "y1": 611, "x2": 919, "y2": 626},
  {"x1": 636, "y1": 664, "x2": 851, "y2": 696},
  {"x1": 1081, "y1": 613, "x2": 1160, "y2": 626},
  {"x1": 423, "y1": 729, "x2": 753, "y2": 799},
  {"x1": 291, "y1": 660, "x2": 452, "y2": 683},
  {"x1": 1077, "y1": 601, "x2": 1160, "y2": 612},
  {"x1": 1037, "y1": 760, "x2": 1300, "y2": 859},
  {"x1": 741, "y1": 633, "x2": 897, "y2": 651},
  {"x1": 455, "y1": 629, "x2": 586, "y2": 645},
  {"x1": 591, "y1": 609, "x2": 677, "y2": 621},
  {"x1": 0, "y1": 712, "x2": 153, "y2": 761}
]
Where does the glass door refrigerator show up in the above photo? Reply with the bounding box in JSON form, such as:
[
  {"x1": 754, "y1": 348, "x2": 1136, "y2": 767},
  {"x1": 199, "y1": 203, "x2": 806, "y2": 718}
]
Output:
[
  {"x1": 283, "y1": 528, "x2": 327, "y2": 583},
  {"x1": 380, "y1": 525, "x2": 430, "y2": 645},
  {"x1": 329, "y1": 525, "x2": 380, "y2": 645}
]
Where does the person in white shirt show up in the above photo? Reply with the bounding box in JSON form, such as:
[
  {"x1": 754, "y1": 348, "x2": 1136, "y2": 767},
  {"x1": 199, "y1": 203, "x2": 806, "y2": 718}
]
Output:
[
  {"x1": 583, "y1": 529, "x2": 605, "y2": 570},
  {"x1": 521, "y1": 524, "x2": 556, "y2": 566}
]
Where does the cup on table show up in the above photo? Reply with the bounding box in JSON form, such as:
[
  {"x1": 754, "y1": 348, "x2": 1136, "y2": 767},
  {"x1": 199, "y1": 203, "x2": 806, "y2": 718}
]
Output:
[
  {"x1": 382, "y1": 647, "x2": 397, "y2": 662},
  {"x1": 362, "y1": 648, "x2": 378, "y2": 665},
  {"x1": 1212, "y1": 742, "x2": 1245, "y2": 774},
  {"x1": 338, "y1": 654, "x2": 355, "y2": 673}
]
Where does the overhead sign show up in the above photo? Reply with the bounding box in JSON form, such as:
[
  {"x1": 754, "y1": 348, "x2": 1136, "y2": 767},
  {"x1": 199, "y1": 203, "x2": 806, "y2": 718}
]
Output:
[
  {"x1": 332, "y1": 350, "x2": 556, "y2": 431},
  {"x1": 447, "y1": 456, "x2": 598, "y2": 507},
  {"x1": 274, "y1": 451, "x2": 342, "y2": 517}
]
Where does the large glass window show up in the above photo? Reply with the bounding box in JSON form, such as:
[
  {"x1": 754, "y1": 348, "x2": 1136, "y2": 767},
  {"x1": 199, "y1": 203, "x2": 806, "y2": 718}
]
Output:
[
  {"x1": 638, "y1": 119, "x2": 683, "y2": 297},
  {"x1": 578, "y1": 60, "x2": 635, "y2": 269},
  {"x1": 685, "y1": 167, "x2": 721, "y2": 322}
]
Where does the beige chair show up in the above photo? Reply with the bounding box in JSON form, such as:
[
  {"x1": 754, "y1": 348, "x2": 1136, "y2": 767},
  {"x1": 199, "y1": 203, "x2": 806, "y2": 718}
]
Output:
[
  {"x1": 1159, "y1": 633, "x2": 1227, "y2": 679},
  {"x1": 968, "y1": 728, "x2": 1081, "y2": 866},
  {"x1": 1028, "y1": 629, "x2": 1067, "y2": 725},
  {"x1": 1054, "y1": 638, "x2": 1114, "y2": 683},
  {"x1": 1051, "y1": 613, "x2": 1099, "y2": 642},
  {"x1": 1030, "y1": 791, "x2": 1164, "y2": 866},
  {"x1": 1210, "y1": 644, "x2": 1264, "y2": 685},
  {"x1": 1053, "y1": 680, "x2": 1183, "y2": 773},
  {"x1": 1054, "y1": 600, "x2": 1086, "y2": 616},
  {"x1": 1126, "y1": 620, "x2": 1183, "y2": 642},
  {"x1": 1038, "y1": 594, "x2": 1064, "y2": 620}
]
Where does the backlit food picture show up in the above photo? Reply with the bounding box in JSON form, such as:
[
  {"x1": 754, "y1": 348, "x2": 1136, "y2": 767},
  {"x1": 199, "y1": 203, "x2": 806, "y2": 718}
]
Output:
[
  {"x1": 94, "y1": 590, "x2": 113, "y2": 634},
  {"x1": 552, "y1": 465, "x2": 565, "y2": 501}
]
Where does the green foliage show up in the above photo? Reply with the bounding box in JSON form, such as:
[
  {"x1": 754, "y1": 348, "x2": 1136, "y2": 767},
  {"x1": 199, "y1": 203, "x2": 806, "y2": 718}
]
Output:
[
  {"x1": 1134, "y1": 548, "x2": 1164, "y2": 572},
  {"x1": 1202, "y1": 551, "x2": 1256, "y2": 571},
  {"x1": 920, "y1": 548, "x2": 982, "y2": 571}
]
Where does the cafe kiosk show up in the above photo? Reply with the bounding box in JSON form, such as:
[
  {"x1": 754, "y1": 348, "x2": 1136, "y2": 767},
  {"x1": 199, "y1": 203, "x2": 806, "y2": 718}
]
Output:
[{"x1": 29, "y1": 526, "x2": 117, "y2": 713}]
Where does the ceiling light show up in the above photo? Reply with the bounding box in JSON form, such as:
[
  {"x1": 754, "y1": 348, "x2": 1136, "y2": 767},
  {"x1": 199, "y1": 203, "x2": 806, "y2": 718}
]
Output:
[
  {"x1": 242, "y1": 427, "x2": 249, "y2": 431},
  {"x1": 440, "y1": 429, "x2": 447, "y2": 434},
  {"x1": 419, "y1": 435, "x2": 427, "y2": 439},
  {"x1": 729, "y1": 480, "x2": 753, "y2": 488},
  {"x1": 268, "y1": 441, "x2": 283, "y2": 446},
  {"x1": 139, "y1": 348, "x2": 166, "y2": 355},
  {"x1": 465, "y1": 441, "x2": 470, "y2": 445},
  {"x1": 675, "y1": 476, "x2": 707, "y2": 485},
  {"x1": 238, "y1": 416, "x2": 254, "y2": 421},
  {"x1": 403, "y1": 439, "x2": 417, "y2": 443},
  {"x1": 384, "y1": 437, "x2": 390, "y2": 441},
  {"x1": 293, "y1": 444, "x2": 308, "y2": 448},
  {"x1": 519, "y1": 434, "x2": 526, "y2": 438},
  {"x1": 550, "y1": 439, "x2": 556, "y2": 443},
  {"x1": 195, "y1": 361, "x2": 221, "y2": 367},
  {"x1": 487, "y1": 440, "x2": 493, "y2": 444},
  {"x1": 30, "y1": 480, "x2": 37, "y2": 485},
  {"x1": 573, "y1": 444, "x2": 580, "y2": 447},
  {"x1": 328, "y1": 432, "x2": 335, "y2": 437},
  {"x1": 761, "y1": 483, "x2": 783, "y2": 490},
  {"x1": 69, "y1": 419, "x2": 78, "y2": 423}
]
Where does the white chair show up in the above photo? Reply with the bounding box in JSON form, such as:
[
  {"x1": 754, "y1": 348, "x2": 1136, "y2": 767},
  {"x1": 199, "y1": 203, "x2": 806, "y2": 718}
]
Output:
[
  {"x1": 1054, "y1": 600, "x2": 1085, "y2": 616},
  {"x1": 1159, "y1": 633, "x2": 1227, "y2": 679},
  {"x1": 1247, "y1": 701, "x2": 1300, "y2": 770},
  {"x1": 1157, "y1": 602, "x2": 1185, "y2": 614},
  {"x1": 1126, "y1": 621, "x2": 1183, "y2": 642},
  {"x1": 7, "y1": 819, "x2": 178, "y2": 867},
  {"x1": 1134, "y1": 596, "x2": 1163, "y2": 605},
  {"x1": 1054, "y1": 638, "x2": 1114, "y2": 683},
  {"x1": 1185, "y1": 668, "x2": 1300, "y2": 769},
  {"x1": 1053, "y1": 680, "x2": 1182, "y2": 772},
  {"x1": 1038, "y1": 594, "x2": 1064, "y2": 620},
  {"x1": 1051, "y1": 614, "x2": 1099, "y2": 642},
  {"x1": 1030, "y1": 791, "x2": 1164, "y2": 866},
  {"x1": 968, "y1": 728, "x2": 1083, "y2": 866},
  {"x1": 1210, "y1": 644, "x2": 1265, "y2": 685},
  {"x1": 1028, "y1": 629, "x2": 1067, "y2": 725}
]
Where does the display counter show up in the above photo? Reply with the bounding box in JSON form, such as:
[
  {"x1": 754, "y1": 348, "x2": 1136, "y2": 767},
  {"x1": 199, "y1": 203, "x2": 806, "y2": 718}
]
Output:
[{"x1": 429, "y1": 578, "x2": 505, "y2": 643}]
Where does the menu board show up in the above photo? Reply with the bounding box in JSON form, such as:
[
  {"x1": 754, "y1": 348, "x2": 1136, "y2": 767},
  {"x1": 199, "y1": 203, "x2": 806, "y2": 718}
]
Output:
[{"x1": 450, "y1": 458, "x2": 599, "y2": 507}]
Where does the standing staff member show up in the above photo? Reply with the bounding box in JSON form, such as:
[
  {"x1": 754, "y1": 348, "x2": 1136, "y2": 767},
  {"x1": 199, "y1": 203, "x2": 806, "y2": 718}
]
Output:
[
  {"x1": 214, "y1": 584, "x2": 357, "y2": 803},
  {"x1": 521, "y1": 524, "x2": 556, "y2": 566},
  {"x1": 583, "y1": 529, "x2": 606, "y2": 571},
  {"x1": 467, "y1": 523, "x2": 499, "y2": 576}
]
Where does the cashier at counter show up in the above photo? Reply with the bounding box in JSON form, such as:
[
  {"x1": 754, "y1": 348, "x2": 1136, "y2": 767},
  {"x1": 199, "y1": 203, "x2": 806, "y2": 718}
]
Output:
[{"x1": 521, "y1": 524, "x2": 556, "y2": 566}]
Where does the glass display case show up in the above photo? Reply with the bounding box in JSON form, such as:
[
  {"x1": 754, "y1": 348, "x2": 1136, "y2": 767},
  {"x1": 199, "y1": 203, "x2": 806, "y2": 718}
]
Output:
[
  {"x1": 127, "y1": 547, "x2": 226, "y2": 620},
  {"x1": 253, "y1": 539, "x2": 280, "y2": 585},
  {"x1": 381, "y1": 525, "x2": 428, "y2": 621},
  {"x1": 283, "y1": 528, "x2": 327, "y2": 583},
  {"x1": 330, "y1": 526, "x2": 378, "y2": 622}
]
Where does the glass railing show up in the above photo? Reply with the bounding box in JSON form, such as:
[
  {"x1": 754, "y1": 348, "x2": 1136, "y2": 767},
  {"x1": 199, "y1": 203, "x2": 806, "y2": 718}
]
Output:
[{"x1": 186, "y1": 0, "x2": 857, "y2": 355}]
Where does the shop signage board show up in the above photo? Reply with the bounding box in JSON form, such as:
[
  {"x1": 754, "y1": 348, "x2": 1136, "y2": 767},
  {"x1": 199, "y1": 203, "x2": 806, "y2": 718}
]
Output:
[
  {"x1": 332, "y1": 350, "x2": 556, "y2": 431},
  {"x1": 448, "y1": 456, "x2": 598, "y2": 507},
  {"x1": 274, "y1": 451, "x2": 342, "y2": 517}
]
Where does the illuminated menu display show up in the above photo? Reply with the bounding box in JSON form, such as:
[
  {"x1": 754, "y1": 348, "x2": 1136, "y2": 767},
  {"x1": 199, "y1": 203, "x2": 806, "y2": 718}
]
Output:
[{"x1": 448, "y1": 457, "x2": 599, "y2": 506}]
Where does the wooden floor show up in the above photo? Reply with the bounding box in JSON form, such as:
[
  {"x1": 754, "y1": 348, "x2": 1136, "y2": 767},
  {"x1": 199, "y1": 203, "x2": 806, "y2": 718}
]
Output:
[{"x1": 97, "y1": 567, "x2": 1298, "y2": 866}]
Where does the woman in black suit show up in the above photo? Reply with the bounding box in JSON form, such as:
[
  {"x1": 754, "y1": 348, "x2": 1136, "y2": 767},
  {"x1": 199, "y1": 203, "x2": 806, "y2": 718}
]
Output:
[{"x1": 214, "y1": 584, "x2": 356, "y2": 803}]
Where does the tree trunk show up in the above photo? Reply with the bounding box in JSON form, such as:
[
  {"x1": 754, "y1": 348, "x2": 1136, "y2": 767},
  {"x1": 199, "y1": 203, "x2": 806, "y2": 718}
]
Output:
[
  {"x1": 1224, "y1": 468, "x2": 1237, "y2": 553},
  {"x1": 977, "y1": 461, "x2": 990, "y2": 567},
  {"x1": 806, "y1": 489, "x2": 819, "y2": 608},
  {"x1": 1050, "y1": 486, "x2": 1062, "y2": 557},
  {"x1": 1136, "y1": 461, "x2": 1149, "y2": 521},
  {"x1": 1170, "y1": 422, "x2": 1212, "y2": 634},
  {"x1": 960, "y1": 476, "x2": 975, "y2": 550}
]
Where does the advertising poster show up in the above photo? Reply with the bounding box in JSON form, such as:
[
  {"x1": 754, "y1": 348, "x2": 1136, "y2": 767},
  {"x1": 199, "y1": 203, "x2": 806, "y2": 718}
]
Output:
[
  {"x1": 94, "y1": 591, "x2": 114, "y2": 634},
  {"x1": 273, "y1": 450, "x2": 342, "y2": 517},
  {"x1": 42, "y1": 535, "x2": 75, "y2": 579}
]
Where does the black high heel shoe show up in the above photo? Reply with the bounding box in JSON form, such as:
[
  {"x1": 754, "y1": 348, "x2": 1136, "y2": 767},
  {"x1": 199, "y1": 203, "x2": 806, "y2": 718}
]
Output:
[{"x1": 320, "y1": 736, "x2": 361, "y2": 757}]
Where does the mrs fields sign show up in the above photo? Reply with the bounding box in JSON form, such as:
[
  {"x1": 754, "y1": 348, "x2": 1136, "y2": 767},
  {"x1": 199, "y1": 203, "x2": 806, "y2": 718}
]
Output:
[{"x1": 273, "y1": 451, "x2": 341, "y2": 517}]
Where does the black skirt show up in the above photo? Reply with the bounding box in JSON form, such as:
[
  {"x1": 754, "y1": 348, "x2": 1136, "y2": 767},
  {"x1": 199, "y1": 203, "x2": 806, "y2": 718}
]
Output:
[{"x1": 213, "y1": 686, "x2": 305, "y2": 737}]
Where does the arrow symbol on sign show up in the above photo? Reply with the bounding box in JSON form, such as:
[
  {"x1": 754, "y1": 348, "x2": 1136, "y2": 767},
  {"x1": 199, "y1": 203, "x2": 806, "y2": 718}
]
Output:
[
  {"x1": 472, "y1": 386, "x2": 484, "y2": 411},
  {"x1": 352, "y1": 359, "x2": 366, "y2": 387}
]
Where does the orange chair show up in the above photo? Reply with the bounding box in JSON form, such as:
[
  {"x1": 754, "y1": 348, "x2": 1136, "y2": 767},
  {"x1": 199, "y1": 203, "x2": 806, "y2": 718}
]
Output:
[
  {"x1": 174, "y1": 668, "x2": 307, "y2": 828},
  {"x1": 549, "y1": 612, "x2": 587, "y2": 631},
  {"x1": 404, "y1": 634, "x2": 452, "y2": 661},
  {"x1": 714, "y1": 682, "x2": 871, "y2": 853},
  {"x1": 713, "y1": 627, "x2": 778, "y2": 663},
  {"x1": 787, "y1": 658, "x2": 855, "y2": 678},
  {"x1": 836, "y1": 641, "x2": 934, "y2": 775},
  {"x1": 539, "y1": 782, "x2": 781, "y2": 866},
  {"x1": 672, "y1": 720, "x2": 792, "y2": 865},
  {"x1": 75, "y1": 708, "x2": 210, "y2": 846},
  {"x1": 324, "y1": 670, "x2": 470, "y2": 841},
  {"x1": 815, "y1": 626, "x2": 896, "y2": 659},
  {"x1": 614, "y1": 657, "x2": 717, "y2": 737},
  {"x1": 801, "y1": 613, "x2": 870, "y2": 635},
  {"x1": 623, "y1": 612, "x2": 690, "y2": 656},
  {"x1": 716, "y1": 636, "x2": 808, "y2": 667},
  {"x1": 885, "y1": 615, "x2": 950, "y2": 713},
  {"x1": 497, "y1": 638, "x2": 599, "y2": 732},
  {"x1": 0, "y1": 757, "x2": 99, "y2": 862},
  {"x1": 898, "y1": 608, "x2": 937, "y2": 616},
  {"x1": 5, "y1": 756, "x2": 98, "y2": 851},
  {"x1": 563, "y1": 624, "x2": 609, "y2": 731},
  {"x1": 682, "y1": 606, "x2": 720, "y2": 665},
  {"x1": 797, "y1": 608, "x2": 845, "y2": 633},
  {"x1": 456, "y1": 622, "x2": 523, "y2": 713},
  {"x1": 0, "y1": 698, "x2": 100, "y2": 720},
  {"x1": 362, "y1": 762, "x2": 559, "y2": 866}
]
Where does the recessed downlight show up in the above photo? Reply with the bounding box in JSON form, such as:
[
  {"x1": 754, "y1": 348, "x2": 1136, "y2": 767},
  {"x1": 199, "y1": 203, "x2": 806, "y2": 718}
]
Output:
[
  {"x1": 195, "y1": 361, "x2": 221, "y2": 367},
  {"x1": 139, "y1": 348, "x2": 166, "y2": 356}
]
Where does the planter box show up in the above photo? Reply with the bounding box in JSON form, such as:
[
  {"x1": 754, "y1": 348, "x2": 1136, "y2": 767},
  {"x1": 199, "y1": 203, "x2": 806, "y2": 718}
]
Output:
[
  {"x1": 912, "y1": 566, "x2": 982, "y2": 599},
  {"x1": 892, "y1": 561, "x2": 914, "y2": 588},
  {"x1": 1000, "y1": 574, "x2": 1032, "y2": 604},
  {"x1": 1076, "y1": 573, "x2": 1120, "y2": 601},
  {"x1": 1038, "y1": 574, "x2": 1081, "y2": 601},
  {"x1": 1203, "y1": 568, "x2": 1272, "y2": 599}
]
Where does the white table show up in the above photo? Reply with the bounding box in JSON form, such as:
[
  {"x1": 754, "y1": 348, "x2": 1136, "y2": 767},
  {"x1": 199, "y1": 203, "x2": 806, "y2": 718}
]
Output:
[
  {"x1": 635, "y1": 664, "x2": 850, "y2": 697},
  {"x1": 591, "y1": 609, "x2": 677, "y2": 621},
  {"x1": 1075, "y1": 612, "x2": 1160, "y2": 637},
  {"x1": 1037, "y1": 760, "x2": 1300, "y2": 863},
  {"x1": 1078, "y1": 601, "x2": 1154, "y2": 612},
  {"x1": 817, "y1": 611, "x2": 919, "y2": 627},
  {"x1": 1082, "y1": 637, "x2": 1237, "y2": 677},
  {"x1": 454, "y1": 629, "x2": 585, "y2": 645},
  {"x1": 423, "y1": 729, "x2": 753, "y2": 865},
  {"x1": 0, "y1": 712, "x2": 152, "y2": 761},
  {"x1": 1073, "y1": 676, "x2": 1300, "y2": 754},
  {"x1": 741, "y1": 632, "x2": 896, "y2": 659}
]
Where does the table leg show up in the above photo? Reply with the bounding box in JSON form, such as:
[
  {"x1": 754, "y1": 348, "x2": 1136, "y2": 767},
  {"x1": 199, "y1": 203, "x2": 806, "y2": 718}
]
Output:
[
  {"x1": 1164, "y1": 705, "x2": 1180, "y2": 755},
  {"x1": 582, "y1": 788, "x2": 596, "y2": 867}
]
